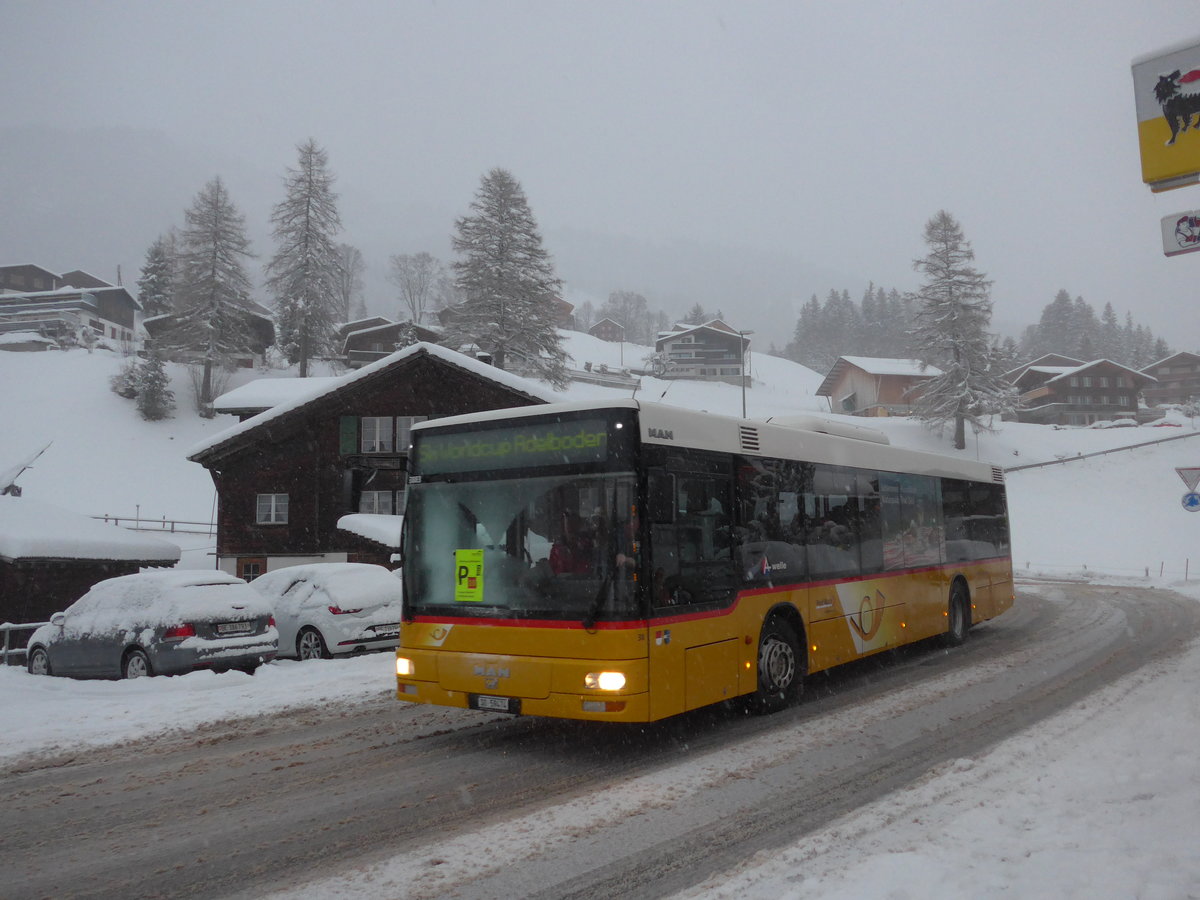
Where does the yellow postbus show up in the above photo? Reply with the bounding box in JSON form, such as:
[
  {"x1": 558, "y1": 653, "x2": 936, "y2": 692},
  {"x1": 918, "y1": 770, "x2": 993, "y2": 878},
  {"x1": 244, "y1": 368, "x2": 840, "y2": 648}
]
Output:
[{"x1": 395, "y1": 399, "x2": 1012, "y2": 722}]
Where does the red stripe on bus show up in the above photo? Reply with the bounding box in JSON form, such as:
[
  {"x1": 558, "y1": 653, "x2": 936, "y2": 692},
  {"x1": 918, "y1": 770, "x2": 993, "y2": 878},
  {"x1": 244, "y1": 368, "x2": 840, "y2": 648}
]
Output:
[{"x1": 409, "y1": 555, "x2": 1011, "y2": 630}]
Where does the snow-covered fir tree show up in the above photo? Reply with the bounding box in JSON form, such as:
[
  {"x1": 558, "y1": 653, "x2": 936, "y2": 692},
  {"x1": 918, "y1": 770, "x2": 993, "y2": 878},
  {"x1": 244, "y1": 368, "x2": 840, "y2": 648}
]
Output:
[
  {"x1": 446, "y1": 168, "x2": 568, "y2": 387},
  {"x1": 910, "y1": 210, "x2": 1017, "y2": 450},
  {"x1": 134, "y1": 350, "x2": 175, "y2": 420},
  {"x1": 265, "y1": 139, "x2": 344, "y2": 376},
  {"x1": 135, "y1": 234, "x2": 176, "y2": 318},
  {"x1": 168, "y1": 176, "x2": 258, "y2": 415}
]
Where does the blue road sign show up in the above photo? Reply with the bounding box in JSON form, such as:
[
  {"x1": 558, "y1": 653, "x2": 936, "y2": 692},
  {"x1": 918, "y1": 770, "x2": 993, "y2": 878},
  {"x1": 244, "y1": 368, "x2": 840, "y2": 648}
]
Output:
[{"x1": 1184, "y1": 492, "x2": 1200, "y2": 511}]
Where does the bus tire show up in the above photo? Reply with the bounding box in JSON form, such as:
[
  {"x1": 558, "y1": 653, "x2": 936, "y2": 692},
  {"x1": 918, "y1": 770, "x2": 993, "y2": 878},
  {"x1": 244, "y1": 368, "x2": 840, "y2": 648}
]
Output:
[
  {"x1": 748, "y1": 617, "x2": 803, "y2": 714},
  {"x1": 945, "y1": 581, "x2": 970, "y2": 646}
]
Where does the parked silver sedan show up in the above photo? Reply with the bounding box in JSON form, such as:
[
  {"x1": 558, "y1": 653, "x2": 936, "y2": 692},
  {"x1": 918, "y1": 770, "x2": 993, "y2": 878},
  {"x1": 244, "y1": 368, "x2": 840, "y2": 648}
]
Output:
[{"x1": 26, "y1": 570, "x2": 278, "y2": 679}]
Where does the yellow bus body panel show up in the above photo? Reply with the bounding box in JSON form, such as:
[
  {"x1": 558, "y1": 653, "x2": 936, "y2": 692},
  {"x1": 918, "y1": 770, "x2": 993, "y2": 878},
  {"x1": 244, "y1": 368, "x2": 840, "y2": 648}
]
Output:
[{"x1": 397, "y1": 560, "x2": 1012, "y2": 723}]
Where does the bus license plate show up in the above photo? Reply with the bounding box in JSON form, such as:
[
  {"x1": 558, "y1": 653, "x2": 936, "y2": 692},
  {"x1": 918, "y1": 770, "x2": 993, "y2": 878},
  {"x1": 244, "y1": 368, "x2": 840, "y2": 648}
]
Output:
[{"x1": 470, "y1": 694, "x2": 520, "y2": 715}]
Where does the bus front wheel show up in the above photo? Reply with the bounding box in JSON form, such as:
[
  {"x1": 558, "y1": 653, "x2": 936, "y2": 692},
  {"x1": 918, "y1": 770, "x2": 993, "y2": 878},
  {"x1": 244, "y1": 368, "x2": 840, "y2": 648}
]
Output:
[{"x1": 748, "y1": 617, "x2": 803, "y2": 714}]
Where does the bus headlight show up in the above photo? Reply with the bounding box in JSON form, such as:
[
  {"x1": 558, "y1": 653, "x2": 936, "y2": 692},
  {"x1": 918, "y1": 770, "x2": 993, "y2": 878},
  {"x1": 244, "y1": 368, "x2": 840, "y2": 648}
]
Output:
[
  {"x1": 585, "y1": 671, "x2": 626, "y2": 691},
  {"x1": 396, "y1": 657, "x2": 414, "y2": 677}
]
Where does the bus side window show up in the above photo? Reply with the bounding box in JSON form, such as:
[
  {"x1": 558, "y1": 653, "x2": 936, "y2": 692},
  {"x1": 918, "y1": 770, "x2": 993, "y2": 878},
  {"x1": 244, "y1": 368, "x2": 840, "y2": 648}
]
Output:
[{"x1": 650, "y1": 474, "x2": 735, "y2": 607}]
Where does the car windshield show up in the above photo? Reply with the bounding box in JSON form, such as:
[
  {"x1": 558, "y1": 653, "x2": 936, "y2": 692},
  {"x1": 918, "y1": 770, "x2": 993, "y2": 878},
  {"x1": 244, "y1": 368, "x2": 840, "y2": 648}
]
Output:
[{"x1": 404, "y1": 471, "x2": 641, "y2": 622}]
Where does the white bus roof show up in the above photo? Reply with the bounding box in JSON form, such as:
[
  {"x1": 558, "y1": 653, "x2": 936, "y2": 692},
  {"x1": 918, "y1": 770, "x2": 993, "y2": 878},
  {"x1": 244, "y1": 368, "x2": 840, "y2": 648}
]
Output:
[{"x1": 411, "y1": 399, "x2": 1003, "y2": 485}]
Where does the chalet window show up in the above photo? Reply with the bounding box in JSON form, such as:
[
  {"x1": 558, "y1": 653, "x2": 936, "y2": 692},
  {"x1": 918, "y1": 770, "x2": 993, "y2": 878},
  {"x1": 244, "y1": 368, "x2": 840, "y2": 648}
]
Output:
[
  {"x1": 1116, "y1": 376, "x2": 1128, "y2": 388},
  {"x1": 1081, "y1": 376, "x2": 1092, "y2": 387},
  {"x1": 1069, "y1": 376, "x2": 1079, "y2": 387},
  {"x1": 360, "y1": 490, "x2": 393, "y2": 515},
  {"x1": 395, "y1": 415, "x2": 428, "y2": 451},
  {"x1": 256, "y1": 493, "x2": 288, "y2": 524},
  {"x1": 1098, "y1": 376, "x2": 1109, "y2": 388},
  {"x1": 361, "y1": 416, "x2": 393, "y2": 453},
  {"x1": 1119, "y1": 395, "x2": 1130, "y2": 406},
  {"x1": 238, "y1": 558, "x2": 266, "y2": 582}
]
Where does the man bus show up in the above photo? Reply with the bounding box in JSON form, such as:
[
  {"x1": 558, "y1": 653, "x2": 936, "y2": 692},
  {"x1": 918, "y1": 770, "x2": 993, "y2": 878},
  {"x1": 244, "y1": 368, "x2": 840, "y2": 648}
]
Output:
[{"x1": 395, "y1": 399, "x2": 1012, "y2": 722}]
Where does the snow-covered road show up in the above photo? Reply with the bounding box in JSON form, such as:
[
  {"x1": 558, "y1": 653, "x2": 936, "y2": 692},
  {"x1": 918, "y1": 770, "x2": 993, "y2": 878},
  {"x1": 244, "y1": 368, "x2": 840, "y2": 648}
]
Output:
[{"x1": 3, "y1": 582, "x2": 1194, "y2": 900}]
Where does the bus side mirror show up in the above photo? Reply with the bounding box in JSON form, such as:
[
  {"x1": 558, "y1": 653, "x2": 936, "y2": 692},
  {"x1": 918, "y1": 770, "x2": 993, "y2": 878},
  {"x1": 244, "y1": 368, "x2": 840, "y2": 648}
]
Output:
[{"x1": 648, "y1": 471, "x2": 675, "y2": 524}]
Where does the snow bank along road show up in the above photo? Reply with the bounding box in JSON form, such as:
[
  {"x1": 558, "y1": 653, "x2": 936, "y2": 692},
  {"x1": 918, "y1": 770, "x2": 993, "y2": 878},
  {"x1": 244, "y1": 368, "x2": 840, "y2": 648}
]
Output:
[{"x1": 2, "y1": 583, "x2": 1195, "y2": 900}]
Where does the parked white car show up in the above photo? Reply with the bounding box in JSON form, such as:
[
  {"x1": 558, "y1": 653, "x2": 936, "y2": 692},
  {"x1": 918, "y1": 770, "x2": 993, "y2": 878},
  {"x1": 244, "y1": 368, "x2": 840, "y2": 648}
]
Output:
[{"x1": 250, "y1": 563, "x2": 403, "y2": 660}]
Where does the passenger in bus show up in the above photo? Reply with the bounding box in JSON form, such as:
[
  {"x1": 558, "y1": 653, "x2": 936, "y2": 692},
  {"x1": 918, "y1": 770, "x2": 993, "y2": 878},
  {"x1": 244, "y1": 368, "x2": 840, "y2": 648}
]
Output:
[{"x1": 549, "y1": 513, "x2": 594, "y2": 575}]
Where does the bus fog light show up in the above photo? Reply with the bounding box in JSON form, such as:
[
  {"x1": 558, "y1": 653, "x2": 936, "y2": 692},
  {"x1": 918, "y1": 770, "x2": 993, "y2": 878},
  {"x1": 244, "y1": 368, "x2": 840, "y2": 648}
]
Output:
[
  {"x1": 396, "y1": 657, "x2": 414, "y2": 676},
  {"x1": 585, "y1": 671, "x2": 626, "y2": 691}
]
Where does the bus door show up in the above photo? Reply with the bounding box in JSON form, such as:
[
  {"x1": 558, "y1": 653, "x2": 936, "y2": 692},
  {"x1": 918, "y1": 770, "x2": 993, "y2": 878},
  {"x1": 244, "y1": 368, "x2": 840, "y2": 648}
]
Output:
[{"x1": 645, "y1": 468, "x2": 741, "y2": 718}]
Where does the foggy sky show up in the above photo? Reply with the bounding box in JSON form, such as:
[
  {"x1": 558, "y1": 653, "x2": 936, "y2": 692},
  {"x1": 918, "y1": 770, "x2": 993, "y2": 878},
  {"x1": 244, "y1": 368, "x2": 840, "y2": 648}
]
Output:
[{"x1": 4, "y1": 0, "x2": 1200, "y2": 342}]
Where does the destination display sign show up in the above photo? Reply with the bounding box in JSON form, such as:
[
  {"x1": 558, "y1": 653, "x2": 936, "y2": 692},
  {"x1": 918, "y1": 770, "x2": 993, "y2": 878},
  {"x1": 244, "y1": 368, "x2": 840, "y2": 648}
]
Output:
[{"x1": 416, "y1": 418, "x2": 610, "y2": 474}]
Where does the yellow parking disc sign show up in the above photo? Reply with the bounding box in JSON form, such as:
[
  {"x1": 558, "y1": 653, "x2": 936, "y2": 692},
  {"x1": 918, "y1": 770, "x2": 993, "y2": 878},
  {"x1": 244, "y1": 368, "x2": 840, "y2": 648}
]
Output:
[{"x1": 455, "y1": 549, "x2": 484, "y2": 602}]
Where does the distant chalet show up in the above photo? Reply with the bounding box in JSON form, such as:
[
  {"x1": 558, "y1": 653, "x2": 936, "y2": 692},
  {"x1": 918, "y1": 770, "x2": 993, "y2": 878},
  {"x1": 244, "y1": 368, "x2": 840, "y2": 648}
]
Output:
[{"x1": 0, "y1": 264, "x2": 139, "y2": 349}]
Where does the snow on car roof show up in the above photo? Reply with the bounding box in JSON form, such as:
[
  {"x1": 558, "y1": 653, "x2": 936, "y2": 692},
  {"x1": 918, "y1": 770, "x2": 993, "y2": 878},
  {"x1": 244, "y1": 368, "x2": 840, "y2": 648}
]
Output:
[
  {"x1": 0, "y1": 496, "x2": 181, "y2": 563},
  {"x1": 64, "y1": 569, "x2": 271, "y2": 631}
]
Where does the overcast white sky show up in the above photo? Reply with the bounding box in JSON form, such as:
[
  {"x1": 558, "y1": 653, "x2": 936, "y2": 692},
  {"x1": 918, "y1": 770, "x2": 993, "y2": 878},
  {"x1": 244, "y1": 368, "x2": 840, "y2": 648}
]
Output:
[{"x1": 5, "y1": 0, "x2": 1200, "y2": 340}]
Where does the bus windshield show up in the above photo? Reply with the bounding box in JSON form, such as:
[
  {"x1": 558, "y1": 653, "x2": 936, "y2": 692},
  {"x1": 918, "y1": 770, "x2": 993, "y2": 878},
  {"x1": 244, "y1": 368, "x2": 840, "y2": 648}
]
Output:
[{"x1": 404, "y1": 471, "x2": 642, "y2": 623}]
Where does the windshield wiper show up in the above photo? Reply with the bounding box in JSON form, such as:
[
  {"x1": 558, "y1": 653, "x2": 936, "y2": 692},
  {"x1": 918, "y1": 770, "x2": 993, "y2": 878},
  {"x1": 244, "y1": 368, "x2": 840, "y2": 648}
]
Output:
[{"x1": 582, "y1": 572, "x2": 612, "y2": 630}]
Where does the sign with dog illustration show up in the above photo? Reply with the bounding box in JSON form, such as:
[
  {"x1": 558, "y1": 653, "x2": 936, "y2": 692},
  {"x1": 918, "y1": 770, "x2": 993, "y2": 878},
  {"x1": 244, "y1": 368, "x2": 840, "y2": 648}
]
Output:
[{"x1": 1133, "y1": 38, "x2": 1200, "y2": 192}]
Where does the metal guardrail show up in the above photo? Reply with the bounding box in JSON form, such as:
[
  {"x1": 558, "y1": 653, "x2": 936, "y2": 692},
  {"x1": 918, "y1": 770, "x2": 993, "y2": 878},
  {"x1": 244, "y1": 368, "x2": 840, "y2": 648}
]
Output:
[
  {"x1": 1, "y1": 621, "x2": 49, "y2": 665},
  {"x1": 1005, "y1": 428, "x2": 1200, "y2": 472},
  {"x1": 92, "y1": 514, "x2": 216, "y2": 535}
]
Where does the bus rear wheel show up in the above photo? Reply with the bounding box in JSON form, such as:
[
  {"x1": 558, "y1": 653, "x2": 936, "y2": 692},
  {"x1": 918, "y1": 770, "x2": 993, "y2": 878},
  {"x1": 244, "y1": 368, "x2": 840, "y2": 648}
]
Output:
[
  {"x1": 748, "y1": 617, "x2": 803, "y2": 714},
  {"x1": 945, "y1": 582, "x2": 970, "y2": 646}
]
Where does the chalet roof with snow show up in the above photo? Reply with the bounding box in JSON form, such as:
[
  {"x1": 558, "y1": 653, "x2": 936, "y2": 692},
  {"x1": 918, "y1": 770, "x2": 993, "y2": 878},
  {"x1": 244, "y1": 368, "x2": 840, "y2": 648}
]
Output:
[
  {"x1": 1012, "y1": 358, "x2": 1157, "y2": 389},
  {"x1": 0, "y1": 496, "x2": 181, "y2": 564},
  {"x1": 188, "y1": 342, "x2": 561, "y2": 462},
  {"x1": 1003, "y1": 353, "x2": 1084, "y2": 383},
  {"x1": 1141, "y1": 350, "x2": 1200, "y2": 373},
  {"x1": 656, "y1": 319, "x2": 740, "y2": 340},
  {"x1": 213, "y1": 377, "x2": 341, "y2": 417},
  {"x1": 815, "y1": 357, "x2": 941, "y2": 397},
  {"x1": 58, "y1": 270, "x2": 113, "y2": 289},
  {"x1": 337, "y1": 316, "x2": 393, "y2": 338}
]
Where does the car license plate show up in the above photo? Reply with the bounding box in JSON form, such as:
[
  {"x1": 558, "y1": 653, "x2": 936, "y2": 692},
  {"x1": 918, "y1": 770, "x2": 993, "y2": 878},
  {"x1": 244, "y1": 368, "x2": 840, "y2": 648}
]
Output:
[
  {"x1": 217, "y1": 622, "x2": 253, "y2": 635},
  {"x1": 470, "y1": 694, "x2": 520, "y2": 714}
]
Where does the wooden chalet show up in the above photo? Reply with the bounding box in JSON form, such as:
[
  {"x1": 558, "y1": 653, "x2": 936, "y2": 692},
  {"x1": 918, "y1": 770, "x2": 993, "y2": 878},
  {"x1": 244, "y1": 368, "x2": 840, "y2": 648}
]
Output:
[
  {"x1": 815, "y1": 357, "x2": 941, "y2": 417},
  {"x1": 1010, "y1": 359, "x2": 1155, "y2": 425},
  {"x1": 188, "y1": 343, "x2": 558, "y2": 579},
  {"x1": 342, "y1": 320, "x2": 442, "y2": 368},
  {"x1": 588, "y1": 318, "x2": 626, "y2": 343},
  {"x1": 0, "y1": 496, "x2": 180, "y2": 628},
  {"x1": 654, "y1": 319, "x2": 750, "y2": 385},
  {"x1": 1140, "y1": 351, "x2": 1200, "y2": 407},
  {"x1": 143, "y1": 303, "x2": 276, "y2": 369}
]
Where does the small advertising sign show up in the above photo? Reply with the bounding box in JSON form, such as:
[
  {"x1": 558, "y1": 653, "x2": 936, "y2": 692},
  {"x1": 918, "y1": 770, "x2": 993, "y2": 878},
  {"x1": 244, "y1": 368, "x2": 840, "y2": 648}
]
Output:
[
  {"x1": 1132, "y1": 37, "x2": 1200, "y2": 192},
  {"x1": 1161, "y1": 211, "x2": 1200, "y2": 256}
]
